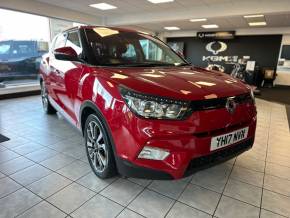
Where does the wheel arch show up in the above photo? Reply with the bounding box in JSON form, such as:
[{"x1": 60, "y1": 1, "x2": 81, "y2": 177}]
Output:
[
  {"x1": 79, "y1": 101, "x2": 100, "y2": 135},
  {"x1": 79, "y1": 101, "x2": 114, "y2": 146},
  {"x1": 80, "y1": 100, "x2": 118, "y2": 166}
]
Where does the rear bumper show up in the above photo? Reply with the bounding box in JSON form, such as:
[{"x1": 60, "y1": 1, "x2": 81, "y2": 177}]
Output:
[{"x1": 116, "y1": 136, "x2": 254, "y2": 180}]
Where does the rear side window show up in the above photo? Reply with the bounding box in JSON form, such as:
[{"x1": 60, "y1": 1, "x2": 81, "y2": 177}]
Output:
[
  {"x1": 54, "y1": 33, "x2": 67, "y2": 50},
  {"x1": 66, "y1": 31, "x2": 82, "y2": 55}
]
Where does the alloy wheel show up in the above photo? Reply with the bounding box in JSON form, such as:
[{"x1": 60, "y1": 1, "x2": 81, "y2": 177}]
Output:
[
  {"x1": 86, "y1": 120, "x2": 108, "y2": 173},
  {"x1": 41, "y1": 82, "x2": 48, "y2": 109}
]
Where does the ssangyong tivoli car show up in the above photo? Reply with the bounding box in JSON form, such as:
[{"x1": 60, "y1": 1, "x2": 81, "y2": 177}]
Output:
[{"x1": 39, "y1": 26, "x2": 256, "y2": 179}]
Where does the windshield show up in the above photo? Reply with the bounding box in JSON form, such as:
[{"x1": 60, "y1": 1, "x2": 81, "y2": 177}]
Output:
[{"x1": 85, "y1": 27, "x2": 187, "y2": 67}]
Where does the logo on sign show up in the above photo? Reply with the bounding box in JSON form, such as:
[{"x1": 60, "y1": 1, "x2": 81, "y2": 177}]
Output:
[
  {"x1": 206, "y1": 41, "x2": 227, "y2": 55},
  {"x1": 225, "y1": 97, "x2": 236, "y2": 114}
]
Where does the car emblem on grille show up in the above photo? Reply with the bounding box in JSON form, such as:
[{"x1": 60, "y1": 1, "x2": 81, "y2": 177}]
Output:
[{"x1": 226, "y1": 97, "x2": 236, "y2": 114}]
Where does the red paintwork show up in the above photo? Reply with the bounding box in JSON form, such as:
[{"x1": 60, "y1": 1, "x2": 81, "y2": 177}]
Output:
[
  {"x1": 54, "y1": 46, "x2": 78, "y2": 58},
  {"x1": 40, "y1": 29, "x2": 257, "y2": 179}
]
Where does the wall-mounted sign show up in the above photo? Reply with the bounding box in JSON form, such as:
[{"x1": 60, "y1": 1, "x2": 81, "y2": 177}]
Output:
[
  {"x1": 205, "y1": 41, "x2": 227, "y2": 55},
  {"x1": 202, "y1": 40, "x2": 246, "y2": 63},
  {"x1": 167, "y1": 35, "x2": 282, "y2": 73},
  {"x1": 197, "y1": 31, "x2": 235, "y2": 40}
]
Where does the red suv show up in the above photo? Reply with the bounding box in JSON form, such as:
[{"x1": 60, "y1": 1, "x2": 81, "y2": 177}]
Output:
[{"x1": 40, "y1": 26, "x2": 257, "y2": 179}]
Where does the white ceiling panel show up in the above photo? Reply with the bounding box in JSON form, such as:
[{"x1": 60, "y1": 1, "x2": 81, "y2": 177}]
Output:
[{"x1": 30, "y1": 0, "x2": 290, "y2": 32}]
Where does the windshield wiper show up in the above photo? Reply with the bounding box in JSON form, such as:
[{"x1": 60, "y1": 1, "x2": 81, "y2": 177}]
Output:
[
  {"x1": 176, "y1": 63, "x2": 191, "y2": 66},
  {"x1": 122, "y1": 63, "x2": 175, "y2": 67},
  {"x1": 100, "y1": 62, "x2": 190, "y2": 67}
]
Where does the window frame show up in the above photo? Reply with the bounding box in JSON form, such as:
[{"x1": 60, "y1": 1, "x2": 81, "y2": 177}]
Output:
[{"x1": 52, "y1": 32, "x2": 68, "y2": 51}]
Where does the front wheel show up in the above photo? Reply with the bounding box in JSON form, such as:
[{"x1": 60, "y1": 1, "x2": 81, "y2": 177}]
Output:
[
  {"x1": 85, "y1": 114, "x2": 116, "y2": 178},
  {"x1": 41, "y1": 80, "x2": 56, "y2": 114}
]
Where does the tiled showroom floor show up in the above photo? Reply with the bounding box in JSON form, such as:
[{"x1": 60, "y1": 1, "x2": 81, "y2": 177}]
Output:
[{"x1": 0, "y1": 95, "x2": 290, "y2": 218}]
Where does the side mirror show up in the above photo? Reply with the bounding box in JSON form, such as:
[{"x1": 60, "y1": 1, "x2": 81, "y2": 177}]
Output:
[{"x1": 53, "y1": 46, "x2": 78, "y2": 61}]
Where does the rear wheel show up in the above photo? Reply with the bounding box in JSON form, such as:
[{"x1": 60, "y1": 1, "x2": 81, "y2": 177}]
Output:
[
  {"x1": 41, "y1": 80, "x2": 56, "y2": 114},
  {"x1": 85, "y1": 114, "x2": 116, "y2": 178}
]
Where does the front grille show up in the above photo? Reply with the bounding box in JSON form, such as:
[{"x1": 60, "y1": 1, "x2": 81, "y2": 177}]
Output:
[
  {"x1": 190, "y1": 93, "x2": 253, "y2": 111},
  {"x1": 184, "y1": 137, "x2": 254, "y2": 176}
]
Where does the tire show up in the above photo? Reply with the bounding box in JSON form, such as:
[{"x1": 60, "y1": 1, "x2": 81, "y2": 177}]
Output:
[
  {"x1": 84, "y1": 114, "x2": 116, "y2": 178},
  {"x1": 41, "y1": 80, "x2": 56, "y2": 114}
]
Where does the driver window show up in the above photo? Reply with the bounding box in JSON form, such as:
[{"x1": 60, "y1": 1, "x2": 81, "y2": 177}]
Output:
[
  {"x1": 66, "y1": 31, "x2": 83, "y2": 56},
  {"x1": 54, "y1": 34, "x2": 66, "y2": 50},
  {"x1": 121, "y1": 43, "x2": 137, "y2": 60}
]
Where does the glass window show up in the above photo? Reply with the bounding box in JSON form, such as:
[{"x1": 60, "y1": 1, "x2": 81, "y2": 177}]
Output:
[
  {"x1": 0, "y1": 42, "x2": 11, "y2": 55},
  {"x1": 53, "y1": 34, "x2": 66, "y2": 50},
  {"x1": 11, "y1": 41, "x2": 35, "y2": 58},
  {"x1": 86, "y1": 28, "x2": 186, "y2": 67},
  {"x1": 121, "y1": 44, "x2": 137, "y2": 60},
  {"x1": 0, "y1": 8, "x2": 81, "y2": 94},
  {"x1": 66, "y1": 31, "x2": 82, "y2": 55}
]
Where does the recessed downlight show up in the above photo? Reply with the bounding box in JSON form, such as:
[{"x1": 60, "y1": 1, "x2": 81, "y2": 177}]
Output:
[
  {"x1": 248, "y1": 22, "x2": 267, "y2": 26},
  {"x1": 244, "y1": 14, "x2": 264, "y2": 18},
  {"x1": 190, "y1": 18, "x2": 207, "y2": 22},
  {"x1": 89, "y1": 3, "x2": 117, "y2": 10},
  {"x1": 201, "y1": 24, "x2": 219, "y2": 29},
  {"x1": 164, "y1": 26, "x2": 180, "y2": 30},
  {"x1": 147, "y1": 0, "x2": 174, "y2": 3}
]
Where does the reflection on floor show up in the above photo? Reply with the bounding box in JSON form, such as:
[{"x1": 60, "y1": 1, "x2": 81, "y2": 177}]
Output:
[{"x1": 0, "y1": 96, "x2": 290, "y2": 218}]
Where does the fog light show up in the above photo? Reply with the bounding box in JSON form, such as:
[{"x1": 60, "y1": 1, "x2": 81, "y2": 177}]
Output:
[{"x1": 138, "y1": 146, "x2": 170, "y2": 160}]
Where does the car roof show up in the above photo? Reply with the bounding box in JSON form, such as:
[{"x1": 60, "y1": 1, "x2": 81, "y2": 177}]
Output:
[{"x1": 64, "y1": 25, "x2": 149, "y2": 35}]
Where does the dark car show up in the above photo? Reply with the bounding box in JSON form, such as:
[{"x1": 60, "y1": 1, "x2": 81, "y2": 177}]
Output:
[
  {"x1": 0, "y1": 40, "x2": 48, "y2": 81},
  {"x1": 40, "y1": 26, "x2": 256, "y2": 179}
]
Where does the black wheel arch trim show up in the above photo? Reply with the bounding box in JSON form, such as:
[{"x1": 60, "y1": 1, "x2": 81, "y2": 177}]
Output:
[
  {"x1": 79, "y1": 100, "x2": 118, "y2": 157},
  {"x1": 80, "y1": 101, "x2": 105, "y2": 134}
]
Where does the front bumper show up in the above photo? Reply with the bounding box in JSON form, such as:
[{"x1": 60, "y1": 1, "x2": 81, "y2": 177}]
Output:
[
  {"x1": 117, "y1": 136, "x2": 254, "y2": 180},
  {"x1": 108, "y1": 96, "x2": 257, "y2": 179}
]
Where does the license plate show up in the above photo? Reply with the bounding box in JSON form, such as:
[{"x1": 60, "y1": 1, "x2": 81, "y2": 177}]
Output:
[{"x1": 210, "y1": 127, "x2": 249, "y2": 151}]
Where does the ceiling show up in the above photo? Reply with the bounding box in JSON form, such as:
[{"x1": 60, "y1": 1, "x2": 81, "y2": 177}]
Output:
[
  {"x1": 19, "y1": 0, "x2": 290, "y2": 33},
  {"x1": 122, "y1": 13, "x2": 290, "y2": 32}
]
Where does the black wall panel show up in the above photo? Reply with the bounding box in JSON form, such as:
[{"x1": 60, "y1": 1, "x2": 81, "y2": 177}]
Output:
[{"x1": 167, "y1": 35, "x2": 282, "y2": 72}]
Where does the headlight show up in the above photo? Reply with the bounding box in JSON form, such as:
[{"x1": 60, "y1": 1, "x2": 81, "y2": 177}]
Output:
[{"x1": 120, "y1": 87, "x2": 191, "y2": 120}]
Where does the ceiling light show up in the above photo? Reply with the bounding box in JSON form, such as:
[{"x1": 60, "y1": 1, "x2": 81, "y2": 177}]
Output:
[
  {"x1": 164, "y1": 26, "x2": 180, "y2": 30},
  {"x1": 248, "y1": 22, "x2": 267, "y2": 26},
  {"x1": 89, "y1": 3, "x2": 117, "y2": 10},
  {"x1": 201, "y1": 24, "x2": 219, "y2": 29},
  {"x1": 244, "y1": 14, "x2": 264, "y2": 18},
  {"x1": 147, "y1": 0, "x2": 174, "y2": 3},
  {"x1": 190, "y1": 18, "x2": 207, "y2": 22}
]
